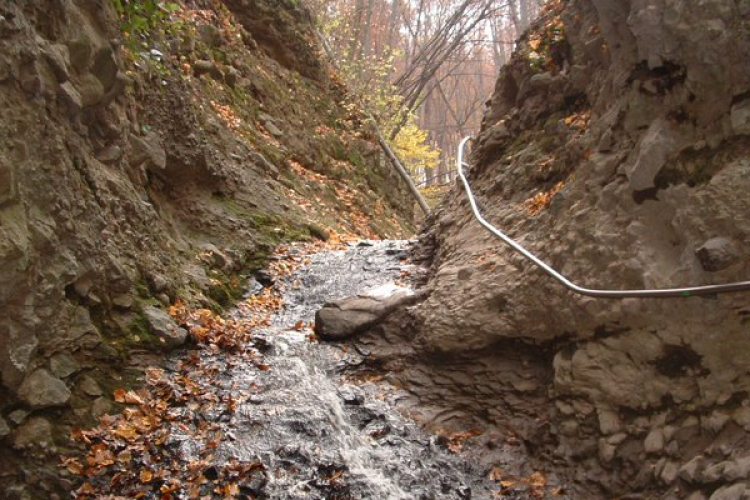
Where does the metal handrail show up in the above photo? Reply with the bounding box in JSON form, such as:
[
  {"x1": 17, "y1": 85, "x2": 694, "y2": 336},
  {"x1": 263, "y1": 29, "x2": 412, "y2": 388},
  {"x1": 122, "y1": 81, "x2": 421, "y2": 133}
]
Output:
[{"x1": 456, "y1": 136, "x2": 750, "y2": 298}]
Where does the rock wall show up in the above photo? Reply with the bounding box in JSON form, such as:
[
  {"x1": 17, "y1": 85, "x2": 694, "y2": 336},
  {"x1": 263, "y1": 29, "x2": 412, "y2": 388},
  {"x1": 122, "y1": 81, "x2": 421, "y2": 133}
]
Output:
[
  {"x1": 374, "y1": 0, "x2": 750, "y2": 498},
  {"x1": 0, "y1": 0, "x2": 412, "y2": 494}
]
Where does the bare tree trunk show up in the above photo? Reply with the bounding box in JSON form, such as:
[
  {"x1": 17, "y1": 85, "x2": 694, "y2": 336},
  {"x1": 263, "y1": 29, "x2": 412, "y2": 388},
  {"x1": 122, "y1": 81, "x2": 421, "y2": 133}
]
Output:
[
  {"x1": 490, "y1": 17, "x2": 507, "y2": 72},
  {"x1": 371, "y1": 118, "x2": 430, "y2": 215},
  {"x1": 519, "y1": 0, "x2": 530, "y2": 30},
  {"x1": 386, "y1": 0, "x2": 400, "y2": 50},
  {"x1": 350, "y1": 0, "x2": 365, "y2": 60},
  {"x1": 362, "y1": 0, "x2": 375, "y2": 58}
]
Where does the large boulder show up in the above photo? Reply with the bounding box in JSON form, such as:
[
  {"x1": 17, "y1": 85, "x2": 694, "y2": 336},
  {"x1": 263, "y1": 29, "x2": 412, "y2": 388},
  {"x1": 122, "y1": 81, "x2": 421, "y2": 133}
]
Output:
[{"x1": 315, "y1": 284, "x2": 420, "y2": 340}]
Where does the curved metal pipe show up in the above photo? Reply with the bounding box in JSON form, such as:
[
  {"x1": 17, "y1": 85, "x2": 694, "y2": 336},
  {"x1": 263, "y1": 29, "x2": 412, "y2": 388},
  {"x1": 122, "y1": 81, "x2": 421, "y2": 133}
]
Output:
[{"x1": 456, "y1": 136, "x2": 750, "y2": 298}]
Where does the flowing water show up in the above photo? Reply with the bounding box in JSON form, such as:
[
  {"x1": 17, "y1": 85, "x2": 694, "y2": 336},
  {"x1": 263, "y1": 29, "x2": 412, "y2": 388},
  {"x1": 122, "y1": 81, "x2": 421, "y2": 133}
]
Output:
[{"x1": 172, "y1": 240, "x2": 496, "y2": 499}]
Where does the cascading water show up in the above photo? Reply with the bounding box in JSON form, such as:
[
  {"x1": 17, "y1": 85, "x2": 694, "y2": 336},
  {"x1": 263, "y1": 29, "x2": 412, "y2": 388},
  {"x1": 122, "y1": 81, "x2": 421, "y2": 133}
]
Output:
[{"x1": 172, "y1": 241, "x2": 494, "y2": 499}]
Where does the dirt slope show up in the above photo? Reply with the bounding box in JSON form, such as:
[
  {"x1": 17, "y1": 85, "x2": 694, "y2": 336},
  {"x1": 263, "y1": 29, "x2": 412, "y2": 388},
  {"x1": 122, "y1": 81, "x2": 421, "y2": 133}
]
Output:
[
  {"x1": 0, "y1": 0, "x2": 412, "y2": 494},
  {"x1": 365, "y1": 0, "x2": 750, "y2": 498}
]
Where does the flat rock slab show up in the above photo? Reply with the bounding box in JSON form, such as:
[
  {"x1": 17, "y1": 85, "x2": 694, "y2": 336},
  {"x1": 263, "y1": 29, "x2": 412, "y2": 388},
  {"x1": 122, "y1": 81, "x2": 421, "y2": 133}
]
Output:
[{"x1": 315, "y1": 284, "x2": 420, "y2": 340}]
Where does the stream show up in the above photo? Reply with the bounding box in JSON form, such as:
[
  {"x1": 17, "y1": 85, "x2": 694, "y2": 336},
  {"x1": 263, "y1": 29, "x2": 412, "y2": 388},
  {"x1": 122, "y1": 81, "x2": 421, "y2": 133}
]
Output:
[{"x1": 173, "y1": 240, "x2": 496, "y2": 499}]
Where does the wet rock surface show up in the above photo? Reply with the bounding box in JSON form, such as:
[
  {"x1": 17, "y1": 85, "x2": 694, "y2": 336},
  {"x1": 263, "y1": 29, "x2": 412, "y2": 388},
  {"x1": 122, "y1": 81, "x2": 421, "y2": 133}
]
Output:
[
  {"x1": 315, "y1": 284, "x2": 421, "y2": 340},
  {"x1": 168, "y1": 241, "x2": 500, "y2": 499}
]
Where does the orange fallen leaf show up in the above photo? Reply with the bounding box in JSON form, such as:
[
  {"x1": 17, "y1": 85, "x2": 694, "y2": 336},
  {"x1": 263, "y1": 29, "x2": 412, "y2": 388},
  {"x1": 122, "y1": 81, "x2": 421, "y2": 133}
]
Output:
[{"x1": 140, "y1": 469, "x2": 154, "y2": 483}]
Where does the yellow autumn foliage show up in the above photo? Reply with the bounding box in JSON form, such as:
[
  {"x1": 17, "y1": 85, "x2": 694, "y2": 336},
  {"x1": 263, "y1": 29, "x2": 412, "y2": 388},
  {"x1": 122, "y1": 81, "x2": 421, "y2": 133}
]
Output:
[{"x1": 393, "y1": 121, "x2": 441, "y2": 175}]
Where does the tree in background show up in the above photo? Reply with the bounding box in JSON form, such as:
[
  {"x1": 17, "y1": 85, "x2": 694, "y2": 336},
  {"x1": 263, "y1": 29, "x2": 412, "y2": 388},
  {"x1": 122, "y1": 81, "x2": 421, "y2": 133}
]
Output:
[{"x1": 308, "y1": 0, "x2": 546, "y2": 186}]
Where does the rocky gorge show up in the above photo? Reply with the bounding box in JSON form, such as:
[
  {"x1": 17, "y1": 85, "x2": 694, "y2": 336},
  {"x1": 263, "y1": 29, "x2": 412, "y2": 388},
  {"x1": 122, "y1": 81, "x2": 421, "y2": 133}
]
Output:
[{"x1": 3, "y1": 0, "x2": 750, "y2": 499}]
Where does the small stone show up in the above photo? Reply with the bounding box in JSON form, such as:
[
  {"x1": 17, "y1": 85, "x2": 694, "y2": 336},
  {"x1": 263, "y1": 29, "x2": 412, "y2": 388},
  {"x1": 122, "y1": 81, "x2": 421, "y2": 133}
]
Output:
[
  {"x1": 679, "y1": 455, "x2": 706, "y2": 483},
  {"x1": 730, "y1": 99, "x2": 750, "y2": 135},
  {"x1": 0, "y1": 415, "x2": 10, "y2": 438},
  {"x1": 597, "y1": 409, "x2": 622, "y2": 435},
  {"x1": 607, "y1": 432, "x2": 628, "y2": 445},
  {"x1": 68, "y1": 37, "x2": 92, "y2": 72},
  {"x1": 626, "y1": 118, "x2": 686, "y2": 191},
  {"x1": 199, "y1": 244, "x2": 232, "y2": 270},
  {"x1": 709, "y1": 484, "x2": 749, "y2": 500},
  {"x1": 559, "y1": 420, "x2": 579, "y2": 436},
  {"x1": 96, "y1": 144, "x2": 123, "y2": 164},
  {"x1": 197, "y1": 24, "x2": 223, "y2": 47},
  {"x1": 660, "y1": 461, "x2": 679, "y2": 484},
  {"x1": 224, "y1": 66, "x2": 239, "y2": 87},
  {"x1": 249, "y1": 151, "x2": 279, "y2": 177},
  {"x1": 44, "y1": 44, "x2": 71, "y2": 82},
  {"x1": 91, "y1": 397, "x2": 112, "y2": 419},
  {"x1": 17, "y1": 369, "x2": 71, "y2": 409},
  {"x1": 91, "y1": 46, "x2": 119, "y2": 91},
  {"x1": 4, "y1": 485, "x2": 32, "y2": 500},
  {"x1": 260, "y1": 115, "x2": 283, "y2": 137},
  {"x1": 0, "y1": 162, "x2": 16, "y2": 207},
  {"x1": 686, "y1": 492, "x2": 708, "y2": 500},
  {"x1": 77, "y1": 375, "x2": 103, "y2": 397},
  {"x1": 58, "y1": 81, "x2": 83, "y2": 115},
  {"x1": 644, "y1": 428, "x2": 665, "y2": 454},
  {"x1": 704, "y1": 411, "x2": 731, "y2": 433},
  {"x1": 12, "y1": 417, "x2": 53, "y2": 449},
  {"x1": 598, "y1": 438, "x2": 617, "y2": 462},
  {"x1": 0, "y1": 320, "x2": 39, "y2": 389},
  {"x1": 733, "y1": 407, "x2": 750, "y2": 430},
  {"x1": 129, "y1": 132, "x2": 166, "y2": 170},
  {"x1": 50, "y1": 353, "x2": 80, "y2": 379},
  {"x1": 0, "y1": 58, "x2": 11, "y2": 82},
  {"x1": 150, "y1": 273, "x2": 168, "y2": 293},
  {"x1": 112, "y1": 294, "x2": 134, "y2": 310},
  {"x1": 73, "y1": 276, "x2": 94, "y2": 297},
  {"x1": 529, "y1": 72, "x2": 552, "y2": 89},
  {"x1": 338, "y1": 386, "x2": 364, "y2": 405},
  {"x1": 245, "y1": 469, "x2": 267, "y2": 496},
  {"x1": 19, "y1": 60, "x2": 43, "y2": 95},
  {"x1": 193, "y1": 59, "x2": 223, "y2": 80},
  {"x1": 8, "y1": 409, "x2": 29, "y2": 425},
  {"x1": 142, "y1": 306, "x2": 188, "y2": 350},
  {"x1": 77, "y1": 73, "x2": 105, "y2": 107},
  {"x1": 696, "y1": 238, "x2": 739, "y2": 272},
  {"x1": 101, "y1": 71, "x2": 131, "y2": 105}
]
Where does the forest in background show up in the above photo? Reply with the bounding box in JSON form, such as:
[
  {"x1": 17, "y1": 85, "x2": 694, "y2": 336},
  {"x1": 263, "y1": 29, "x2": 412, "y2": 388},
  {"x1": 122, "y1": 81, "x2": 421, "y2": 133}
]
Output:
[{"x1": 307, "y1": 0, "x2": 546, "y2": 189}]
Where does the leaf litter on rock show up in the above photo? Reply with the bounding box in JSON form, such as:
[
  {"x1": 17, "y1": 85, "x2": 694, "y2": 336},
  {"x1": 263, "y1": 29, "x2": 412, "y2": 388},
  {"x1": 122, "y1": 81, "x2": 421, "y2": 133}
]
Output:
[{"x1": 62, "y1": 239, "x2": 360, "y2": 499}]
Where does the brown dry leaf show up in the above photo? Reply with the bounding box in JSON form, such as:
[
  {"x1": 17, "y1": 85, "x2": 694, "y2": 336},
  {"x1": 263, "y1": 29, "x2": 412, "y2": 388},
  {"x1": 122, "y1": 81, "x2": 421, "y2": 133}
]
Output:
[
  {"x1": 113, "y1": 423, "x2": 139, "y2": 441},
  {"x1": 140, "y1": 469, "x2": 154, "y2": 483},
  {"x1": 117, "y1": 450, "x2": 133, "y2": 464},
  {"x1": 113, "y1": 388, "x2": 127, "y2": 403},
  {"x1": 90, "y1": 446, "x2": 115, "y2": 467},
  {"x1": 64, "y1": 458, "x2": 84, "y2": 475},
  {"x1": 500, "y1": 479, "x2": 516, "y2": 488},
  {"x1": 124, "y1": 390, "x2": 146, "y2": 405},
  {"x1": 488, "y1": 467, "x2": 504, "y2": 481},
  {"x1": 528, "y1": 471, "x2": 547, "y2": 487}
]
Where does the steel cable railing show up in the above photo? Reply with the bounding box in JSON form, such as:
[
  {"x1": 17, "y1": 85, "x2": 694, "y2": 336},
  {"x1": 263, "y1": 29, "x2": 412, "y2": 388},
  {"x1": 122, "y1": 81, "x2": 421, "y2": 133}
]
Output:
[{"x1": 456, "y1": 136, "x2": 750, "y2": 298}]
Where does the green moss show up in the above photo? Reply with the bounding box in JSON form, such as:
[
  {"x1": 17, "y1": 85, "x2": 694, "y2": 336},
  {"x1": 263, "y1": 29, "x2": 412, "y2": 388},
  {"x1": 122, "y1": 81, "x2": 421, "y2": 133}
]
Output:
[{"x1": 206, "y1": 269, "x2": 247, "y2": 307}]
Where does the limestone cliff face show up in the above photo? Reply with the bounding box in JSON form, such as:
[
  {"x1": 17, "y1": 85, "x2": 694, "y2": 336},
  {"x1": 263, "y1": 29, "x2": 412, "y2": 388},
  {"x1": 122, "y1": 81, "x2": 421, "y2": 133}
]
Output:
[
  {"x1": 409, "y1": 0, "x2": 750, "y2": 496},
  {"x1": 0, "y1": 0, "x2": 411, "y2": 491}
]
